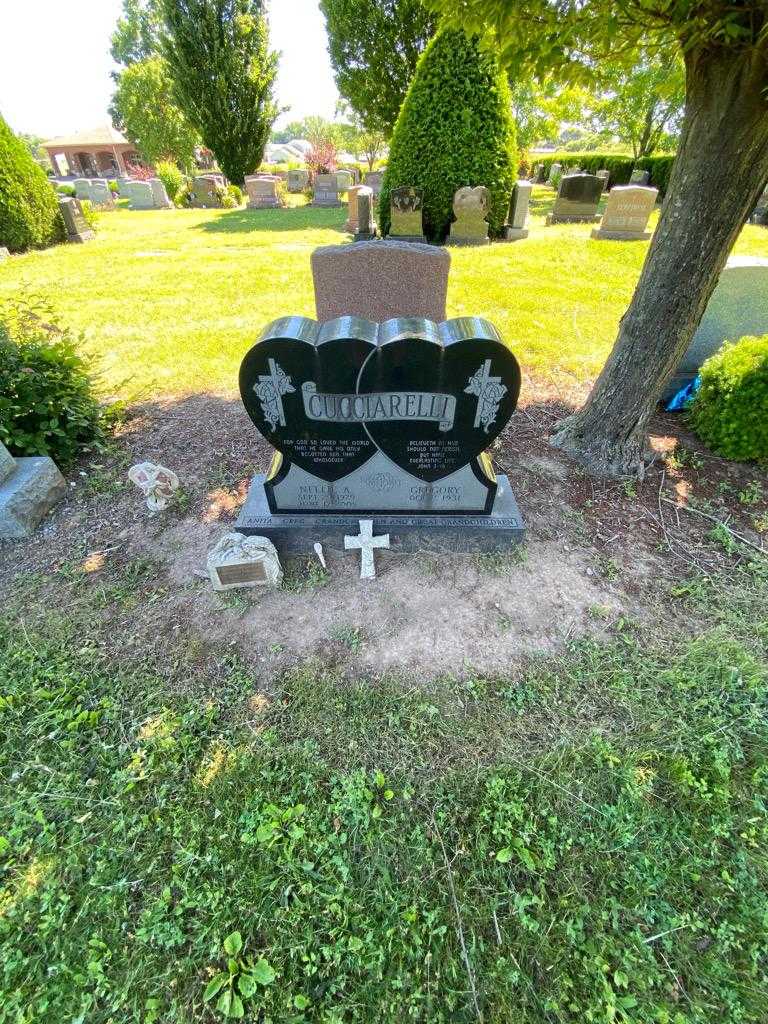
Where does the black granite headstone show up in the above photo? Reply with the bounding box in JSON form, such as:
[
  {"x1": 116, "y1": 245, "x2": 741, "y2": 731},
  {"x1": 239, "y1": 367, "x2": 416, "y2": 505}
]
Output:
[
  {"x1": 58, "y1": 197, "x2": 95, "y2": 243},
  {"x1": 547, "y1": 174, "x2": 603, "y2": 224},
  {"x1": 236, "y1": 316, "x2": 524, "y2": 547}
]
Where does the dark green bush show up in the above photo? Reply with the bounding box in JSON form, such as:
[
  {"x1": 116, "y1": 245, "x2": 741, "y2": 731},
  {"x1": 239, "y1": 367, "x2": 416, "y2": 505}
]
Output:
[
  {"x1": 0, "y1": 113, "x2": 65, "y2": 252},
  {"x1": 534, "y1": 152, "x2": 676, "y2": 196},
  {"x1": 380, "y1": 29, "x2": 516, "y2": 242},
  {"x1": 0, "y1": 295, "x2": 107, "y2": 465},
  {"x1": 55, "y1": 183, "x2": 76, "y2": 198},
  {"x1": 689, "y1": 334, "x2": 768, "y2": 461}
]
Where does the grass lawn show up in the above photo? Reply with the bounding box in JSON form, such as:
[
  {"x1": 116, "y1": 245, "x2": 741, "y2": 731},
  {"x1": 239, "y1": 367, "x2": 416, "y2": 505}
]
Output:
[
  {"x1": 1, "y1": 187, "x2": 766, "y2": 402},
  {"x1": 2, "y1": 191, "x2": 768, "y2": 1022}
]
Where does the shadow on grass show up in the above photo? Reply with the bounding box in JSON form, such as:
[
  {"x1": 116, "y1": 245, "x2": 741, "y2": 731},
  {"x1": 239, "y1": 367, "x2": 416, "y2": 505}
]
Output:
[{"x1": 194, "y1": 204, "x2": 351, "y2": 235}]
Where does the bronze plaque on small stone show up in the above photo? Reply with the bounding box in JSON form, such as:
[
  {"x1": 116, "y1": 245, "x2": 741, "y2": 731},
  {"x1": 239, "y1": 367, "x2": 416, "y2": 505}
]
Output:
[{"x1": 215, "y1": 561, "x2": 267, "y2": 586}]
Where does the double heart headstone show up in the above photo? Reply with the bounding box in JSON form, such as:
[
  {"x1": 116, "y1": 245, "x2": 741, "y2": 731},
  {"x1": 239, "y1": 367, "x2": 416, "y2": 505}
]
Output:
[{"x1": 240, "y1": 316, "x2": 521, "y2": 515}]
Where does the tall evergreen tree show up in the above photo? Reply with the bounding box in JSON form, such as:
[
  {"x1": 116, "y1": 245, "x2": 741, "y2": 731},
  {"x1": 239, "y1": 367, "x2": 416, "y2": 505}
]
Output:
[
  {"x1": 319, "y1": 0, "x2": 438, "y2": 135},
  {"x1": 160, "y1": 0, "x2": 279, "y2": 184}
]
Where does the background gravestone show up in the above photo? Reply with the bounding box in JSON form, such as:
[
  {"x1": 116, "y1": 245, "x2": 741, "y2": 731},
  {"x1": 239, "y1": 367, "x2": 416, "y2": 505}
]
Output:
[
  {"x1": 664, "y1": 256, "x2": 768, "y2": 400},
  {"x1": 190, "y1": 175, "x2": 223, "y2": 208},
  {"x1": 311, "y1": 240, "x2": 449, "y2": 323},
  {"x1": 287, "y1": 168, "x2": 309, "y2": 193},
  {"x1": 547, "y1": 162, "x2": 562, "y2": 185},
  {"x1": 596, "y1": 169, "x2": 610, "y2": 192},
  {"x1": 0, "y1": 440, "x2": 66, "y2": 540},
  {"x1": 149, "y1": 178, "x2": 173, "y2": 209},
  {"x1": 448, "y1": 186, "x2": 490, "y2": 245},
  {"x1": 123, "y1": 181, "x2": 155, "y2": 210},
  {"x1": 58, "y1": 197, "x2": 94, "y2": 242},
  {"x1": 313, "y1": 173, "x2": 341, "y2": 207},
  {"x1": 344, "y1": 184, "x2": 365, "y2": 232},
  {"x1": 751, "y1": 184, "x2": 768, "y2": 225},
  {"x1": 504, "y1": 181, "x2": 532, "y2": 240},
  {"x1": 88, "y1": 181, "x2": 115, "y2": 208},
  {"x1": 364, "y1": 170, "x2": 384, "y2": 197},
  {"x1": 546, "y1": 174, "x2": 603, "y2": 224},
  {"x1": 354, "y1": 190, "x2": 376, "y2": 241},
  {"x1": 630, "y1": 169, "x2": 651, "y2": 185},
  {"x1": 245, "y1": 175, "x2": 283, "y2": 209},
  {"x1": 335, "y1": 169, "x2": 354, "y2": 193},
  {"x1": 592, "y1": 185, "x2": 658, "y2": 240},
  {"x1": 388, "y1": 186, "x2": 426, "y2": 242}
]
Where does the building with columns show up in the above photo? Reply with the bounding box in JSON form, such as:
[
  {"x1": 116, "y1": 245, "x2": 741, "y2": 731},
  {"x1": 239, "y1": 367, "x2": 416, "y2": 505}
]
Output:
[{"x1": 42, "y1": 125, "x2": 143, "y2": 178}]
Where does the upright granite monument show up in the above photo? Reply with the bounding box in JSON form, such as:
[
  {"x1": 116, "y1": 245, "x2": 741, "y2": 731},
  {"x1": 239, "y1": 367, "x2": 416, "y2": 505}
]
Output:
[
  {"x1": 287, "y1": 168, "x2": 309, "y2": 193},
  {"x1": 504, "y1": 181, "x2": 532, "y2": 240},
  {"x1": 235, "y1": 316, "x2": 524, "y2": 551},
  {"x1": 354, "y1": 189, "x2": 377, "y2": 241},
  {"x1": 123, "y1": 181, "x2": 155, "y2": 210},
  {"x1": 312, "y1": 174, "x2": 341, "y2": 207},
  {"x1": 58, "y1": 197, "x2": 94, "y2": 243},
  {"x1": 448, "y1": 186, "x2": 490, "y2": 245},
  {"x1": 630, "y1": 169, "x2": 650, "y2": 185},
  {"x1": 546, "y1": 174, "x2": 603, "y2": 224},
  {"x1": 364, "y1": 171, "x2": 384, "y2": 196},
  {"x1": 388, "y1": 186, "x2": 426, "y2": 242},
  {"x1": 245, "y1": 175, "x2": 284, "y2": 209},
  {"x1": 0, "y1": 441, "x2": 66, "y2": 540},
  {"x1": 592, "y1": 185, "x2": 658, "y2": 241}
]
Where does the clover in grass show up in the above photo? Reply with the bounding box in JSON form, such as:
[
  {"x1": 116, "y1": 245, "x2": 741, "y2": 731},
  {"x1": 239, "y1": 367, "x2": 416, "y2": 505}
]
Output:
[{"x1": 203, "y1": 931, "x2": 276, "y2": 1019}]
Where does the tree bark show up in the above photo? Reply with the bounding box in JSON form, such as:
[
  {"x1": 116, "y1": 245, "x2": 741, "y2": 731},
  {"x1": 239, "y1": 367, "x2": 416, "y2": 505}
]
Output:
[{"x1": 551, "y1": 43, "x2": 768, "y2": 477}]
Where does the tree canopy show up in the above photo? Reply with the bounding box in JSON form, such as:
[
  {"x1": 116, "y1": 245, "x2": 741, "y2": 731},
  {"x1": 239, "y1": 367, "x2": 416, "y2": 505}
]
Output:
[
  {"x1": 160, "y1": 0, "x2": 279, "y2": 184},
  {"x1": 319, "y1": 0, "x2": 438, "y2": 134}
]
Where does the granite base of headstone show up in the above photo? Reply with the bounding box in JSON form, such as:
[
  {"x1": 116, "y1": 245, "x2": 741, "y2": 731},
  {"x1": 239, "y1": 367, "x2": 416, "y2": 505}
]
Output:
[
  {"x1": 664, "y1": 256, "x2": 768, "y2": 401},
  {"x1": 310, "y1": 240, "x2": 448, "y2": 323},
  {"x1": 546, "y1": 173, "x2": 602, "y2": 224},
  {"x1": 0, "y1": 441, "x2": 66, "y2": 541},
  {"x1": 58, "y1": 197, "x2": 95, "y2": 243},
  {"x1": 235, "y1": 316, "x2": 525, "y2": 553},
  {"x1": 503, "y1": 181, "x2": 532, "y2": 240},
  {"x1": 448, "y1": 186, "x2": 490, "y2": 246},
  {"x1": 388, "y1": 186, "x2": 426, "y2": 242},
  {"x1": 591, "y1": 185, "x2": 658, "y2": 241}
]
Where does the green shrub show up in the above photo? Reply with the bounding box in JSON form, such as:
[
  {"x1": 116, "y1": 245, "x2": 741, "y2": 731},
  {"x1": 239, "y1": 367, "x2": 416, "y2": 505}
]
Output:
[
  {"x1": 108, "y1": 179, "x2": 119, "y2": 194},
  {"x1": 380, "y1": 29, "x2": 516, "y2": 242},
  {"x1": 0, "y1": 113, "x2": 65, "y2": 252},
  {"x1": 79, "y1": 200, "x2": 98, "y2": 231},
  {"x1": 689, "y1": 334, "x2": 768, "y2": 461},
  {"x1": 0, "y1": 295, "x2": 106, "y2": 465},
  {"x1": 227, "y1": 183, "x2": 243, "y2": 206},
  {"x1": 55, "y1": 183, "x2": 76, "y2": 198},
  {"x1": 155, "y1": 160, "x2": 186, "y2": 205}
]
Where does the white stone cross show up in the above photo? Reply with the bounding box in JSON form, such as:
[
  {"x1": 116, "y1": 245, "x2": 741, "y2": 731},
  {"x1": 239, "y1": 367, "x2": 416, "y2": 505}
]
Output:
[{"x1": 344, "y1": 519, "x2": 390, "y2": 579}]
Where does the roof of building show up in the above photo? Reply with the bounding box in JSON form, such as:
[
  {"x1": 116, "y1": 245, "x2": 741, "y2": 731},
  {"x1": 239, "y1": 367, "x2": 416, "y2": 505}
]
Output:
[{"x1": 42, "y1": 125, "x2": 130, "y2": 149}]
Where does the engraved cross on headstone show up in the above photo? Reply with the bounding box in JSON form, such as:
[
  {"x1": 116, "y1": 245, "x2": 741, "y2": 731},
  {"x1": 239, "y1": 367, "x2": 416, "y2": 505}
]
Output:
[
  {"x1": 344, "y1": 519, "x2": 390, "y2": 579},
  {"x1": 256, "y1": 358, "x2": 293, "y2": 429}
]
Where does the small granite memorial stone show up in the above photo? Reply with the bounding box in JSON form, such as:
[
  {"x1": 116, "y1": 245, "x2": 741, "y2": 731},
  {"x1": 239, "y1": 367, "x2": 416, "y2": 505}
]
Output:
[
  {"x1": 245, "y1": 175, "x2": 283, "y2": 209},
  {"x1": 0, "y1": 440, "x2": 66, "y2": 540},
  {"x1": 630, "y1": 168, "x2": 651, "y2": 185},
  {"x1": 313, "y1": 173, "x2": 341, "y2": 207},
  {"x1": 596, "y1": 169, "x2": 610, "y2": 192},
  {"x1": 88, "y1": 180, "x2": 115, "y2": 208},
  {"x1": 592, "y1": 185, "x2": 658, "y2": 241},
  {"x1": 354, "y1": 189, "x2": 377, "y2": 241},
  {"x1": 123, "y1": 180, "x2": 155, "y2": 210},
  {"x1": 504, "y1": 181, "x2": 532, "y2": 240},
  {"x1": 547, "y1": 162, "x2": 562, "y2": 185},
  {"x1": 58, "y1": 197, "x2": 95, "y2": 243},
  {"x1": 207, "y1": 532, "x2": 283, "y2": 590},
  {"x1": 448, "y1": 186, "x2": 490, "y2": 245},
  {"x1": 73, "y1": 178, "x2": 92, "y2": 201},
  {"x1": 664, "y1": 256, "x2": 768, "y2": 400},
  {"x1": 287, "y1": 168, "x2": 309, "y2": 193},
  {"x1": 546, "y1": 174, "x2": 603, "y2": 224},
  {"x1": 234, "y1": 314, "x2": 524, "y2": 552},
  {"x1": 388, "y1": 186, "x2": 426, "y2": 242},
  {"x1": 311, "y1": 240, "x2": 448, "y2": 323}
]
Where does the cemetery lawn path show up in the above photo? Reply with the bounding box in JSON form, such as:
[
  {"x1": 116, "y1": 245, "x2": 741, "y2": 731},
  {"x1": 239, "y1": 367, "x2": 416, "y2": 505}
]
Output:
[{"x1": 0, "y1": 189, "x2": 766, "y2": 402}]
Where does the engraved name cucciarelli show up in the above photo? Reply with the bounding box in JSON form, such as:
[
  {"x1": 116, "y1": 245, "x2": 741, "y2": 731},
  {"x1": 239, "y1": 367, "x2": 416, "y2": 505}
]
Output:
[{"x1": 301, "y1": 383, "x2": 457, "y2": 433}]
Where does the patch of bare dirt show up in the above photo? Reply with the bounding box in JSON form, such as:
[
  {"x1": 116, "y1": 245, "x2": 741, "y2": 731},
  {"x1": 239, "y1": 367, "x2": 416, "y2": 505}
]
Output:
[{"x1": 1, "y1": 386, "x2": 765, "y2": 685}]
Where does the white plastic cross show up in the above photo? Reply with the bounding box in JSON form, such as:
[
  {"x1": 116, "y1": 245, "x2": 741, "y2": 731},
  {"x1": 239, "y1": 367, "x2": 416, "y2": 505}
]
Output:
[{"x1": 344, "y1": 519, "x2": 390, "y2": 579}]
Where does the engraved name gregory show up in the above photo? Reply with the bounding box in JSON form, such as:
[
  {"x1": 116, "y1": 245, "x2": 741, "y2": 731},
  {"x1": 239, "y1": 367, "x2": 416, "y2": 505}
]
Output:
[{"x1": 255, "y1": 356, "x2": 506, "y2": 434}]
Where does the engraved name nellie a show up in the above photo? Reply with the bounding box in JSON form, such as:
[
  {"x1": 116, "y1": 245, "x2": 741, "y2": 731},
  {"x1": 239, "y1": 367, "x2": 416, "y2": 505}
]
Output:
[{"x1": 255, "y1": 358, "x2": 506, "y2": 434}]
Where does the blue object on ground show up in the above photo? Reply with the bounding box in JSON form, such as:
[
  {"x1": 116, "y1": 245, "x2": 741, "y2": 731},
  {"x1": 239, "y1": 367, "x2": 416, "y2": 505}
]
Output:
[{"x1": 666, "y1": 375, "x2": 701, "y2": 412}]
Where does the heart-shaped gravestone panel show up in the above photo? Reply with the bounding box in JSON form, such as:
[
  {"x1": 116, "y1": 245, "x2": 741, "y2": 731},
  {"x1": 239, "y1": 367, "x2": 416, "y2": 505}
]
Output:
[
  {"x1": 357, "y1": 317, "x2": 521, "y2": 482},
  {"x1": 240, "y1": 316, "x2": 378, "y2": 482}
]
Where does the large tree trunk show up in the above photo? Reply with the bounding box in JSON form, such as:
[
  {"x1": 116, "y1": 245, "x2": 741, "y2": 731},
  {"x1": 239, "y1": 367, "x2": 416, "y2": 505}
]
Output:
[{"x1": 551, "y1": 43, "x2": 768, "y2": 477}]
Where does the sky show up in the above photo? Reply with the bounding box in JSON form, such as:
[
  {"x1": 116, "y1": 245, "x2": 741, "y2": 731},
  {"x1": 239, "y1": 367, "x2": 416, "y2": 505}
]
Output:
[{"x1": 0, "y1": 0, "x2": 339, "y2": 139}]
